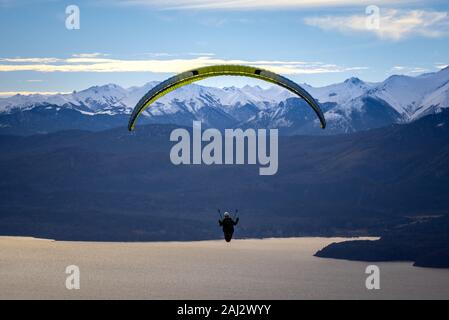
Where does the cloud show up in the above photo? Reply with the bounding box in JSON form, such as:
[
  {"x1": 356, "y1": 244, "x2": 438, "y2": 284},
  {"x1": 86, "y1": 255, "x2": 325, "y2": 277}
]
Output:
[
  {"x1": 26, "y1": 79, "x2": 43, "y2": 82},
  {"x1": 0, "y1": 91, "x2": 70, "y2": 97},
  {"x1": 188, "y1": 52, "x2": 216, "y2": 56},
  {"x1": 65, "y1": 58, "x2": 118, "y2": 63},
  {"x1": 0, "y1": 56, "x2": 366, "y2": 75},
  {"x1": 0, "y1": 57, "x2": 61, "y2": 63},
  {"x1": 304, "y1": 9, "x2": 449, "y2": 40},
  {"x1": 138, "y1": 52, "x2": 216, "y2": 57},
  {"x1": 143, "y1": 52, "x2": 177, "y2": 57},
  {"x1": 435, "y1": 63, "x2": 448, "y2": 69},
  {"x1": 115, "y1": 0, "x2": 405, "y2": 10},
  {"x1": 140, "y1": 52, "x2": 216, "y2": 57},
  {"x1": 72, "y1": 53, "x2": 110, "y2": 58},
  {"x1": 391, "y1": 65, "x2": 430, "y2": 74}
]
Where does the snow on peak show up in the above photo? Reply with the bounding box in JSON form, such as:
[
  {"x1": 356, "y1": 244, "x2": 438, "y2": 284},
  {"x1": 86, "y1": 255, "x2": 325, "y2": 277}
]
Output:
[
  {"x1": 305, "y1": 77, "x2": 373, "y2": 106},
  {"x1": 2, "y1": 66, "x2": 449, "y2": 126},
  {"x1": 371, "y1": 67, "x2": 449, "y2": 118},
  {"x1": 344, "y1": 77, "x2": 364, "y2": 85}
]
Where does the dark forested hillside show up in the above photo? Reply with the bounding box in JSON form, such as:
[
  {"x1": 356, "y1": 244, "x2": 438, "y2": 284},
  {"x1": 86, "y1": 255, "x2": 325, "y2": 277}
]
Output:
[{"x1": 1, "y1": 110, "x2": 449, "y2": 240}]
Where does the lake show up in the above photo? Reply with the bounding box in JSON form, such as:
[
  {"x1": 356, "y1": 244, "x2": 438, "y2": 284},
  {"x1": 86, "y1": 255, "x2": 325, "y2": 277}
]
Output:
[{"x1": 1, "y1": 236, "x2": 448, "y2": 299}]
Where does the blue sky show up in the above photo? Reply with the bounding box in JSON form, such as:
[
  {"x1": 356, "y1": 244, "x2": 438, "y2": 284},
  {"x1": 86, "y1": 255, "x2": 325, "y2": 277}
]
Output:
[{"x1": 1, "y1": 0, "x2": 449, "y2": 95}]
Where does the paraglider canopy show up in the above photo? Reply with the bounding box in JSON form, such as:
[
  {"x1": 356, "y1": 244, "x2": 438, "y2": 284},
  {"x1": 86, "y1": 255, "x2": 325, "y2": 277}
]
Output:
[{"x1": 128, "y1": 64, "x2": 326, "y2": 131}]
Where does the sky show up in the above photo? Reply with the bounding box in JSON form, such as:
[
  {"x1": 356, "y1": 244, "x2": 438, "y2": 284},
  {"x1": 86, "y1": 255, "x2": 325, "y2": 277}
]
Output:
[{"x1": 1, "y1": 0, "x2": 449, "y2": 95}]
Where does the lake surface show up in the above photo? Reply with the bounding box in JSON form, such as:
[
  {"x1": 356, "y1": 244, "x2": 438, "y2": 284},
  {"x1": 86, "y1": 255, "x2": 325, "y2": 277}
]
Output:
[{"x1": 1, "y1": 236, "x2": 448, "y2": 299}]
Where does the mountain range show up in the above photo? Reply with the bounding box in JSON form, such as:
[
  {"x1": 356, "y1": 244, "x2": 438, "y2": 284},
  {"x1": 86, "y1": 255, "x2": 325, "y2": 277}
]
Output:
[{"x1": 1, "y1": 66, "x2": 448, "y2": 135}]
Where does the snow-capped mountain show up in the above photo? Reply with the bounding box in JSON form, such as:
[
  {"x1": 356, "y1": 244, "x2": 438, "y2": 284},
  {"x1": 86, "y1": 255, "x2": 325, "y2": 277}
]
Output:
[
  {"x1": 0, "y1": 83, "x2": 129, "y2": 114},
  {"x1": 367, "y1": 67, "x2": 449, "y2": 118},
  {"x1": 318, "y1": 66, "x2": 449, "y2": 133},
  {"x1": 1, "y1": 66, "x2": 448, "y2": 135},
  {"x1": 305, "y1": 77, "x2": 375, "y2": 106}
]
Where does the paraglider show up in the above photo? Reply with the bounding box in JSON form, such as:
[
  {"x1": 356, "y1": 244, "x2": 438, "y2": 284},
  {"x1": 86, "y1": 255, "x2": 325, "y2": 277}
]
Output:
[
  {"x1": 128, "y1": 64, "x2": 326, "y2": 131},
  {"x1": 127, "y1": 65, "x2": 327, "y2": 241},
  {"x1": 218, "y1": 209, "x2": 239, "y2": 242}
]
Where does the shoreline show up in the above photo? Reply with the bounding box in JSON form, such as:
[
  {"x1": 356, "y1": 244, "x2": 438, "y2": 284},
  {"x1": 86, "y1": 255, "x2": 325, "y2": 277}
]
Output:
[{"x1": 0, "y1": 235, "x2": 379, "y2": 243}]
